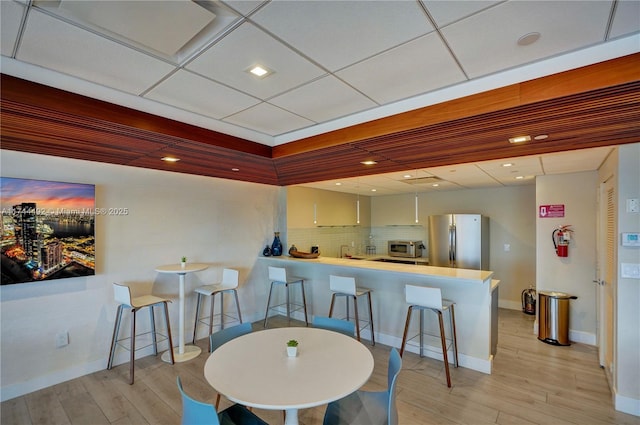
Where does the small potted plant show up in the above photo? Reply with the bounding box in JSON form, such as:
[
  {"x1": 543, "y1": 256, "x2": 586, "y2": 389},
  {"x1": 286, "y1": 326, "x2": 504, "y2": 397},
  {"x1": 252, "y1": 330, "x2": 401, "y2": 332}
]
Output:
[
  {"x1": 286, "y1": 339, "x2": 298, "y2": 357},
  {"x1": 180, "y1": 256, "x2": 187, "y2": 269}
]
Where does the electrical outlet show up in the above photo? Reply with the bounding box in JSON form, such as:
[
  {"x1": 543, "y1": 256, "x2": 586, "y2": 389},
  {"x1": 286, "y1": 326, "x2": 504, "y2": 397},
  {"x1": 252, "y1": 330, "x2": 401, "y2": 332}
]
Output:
[
  {"x1": 504, "y1": 244, "x2": 511, "y2": 252},
  {"x1": 56, "y1": 331, "x2": 69, "y2": 348}
]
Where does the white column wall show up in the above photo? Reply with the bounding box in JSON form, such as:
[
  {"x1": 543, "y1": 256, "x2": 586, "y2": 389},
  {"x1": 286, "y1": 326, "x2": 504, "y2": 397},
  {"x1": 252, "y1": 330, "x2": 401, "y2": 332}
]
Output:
[
  {"x1": 535, "y1": 171, "x2": 598, "y2": 344},
  {"x1": 0, "y1": 150, "x2": 283, "y2": 401}
]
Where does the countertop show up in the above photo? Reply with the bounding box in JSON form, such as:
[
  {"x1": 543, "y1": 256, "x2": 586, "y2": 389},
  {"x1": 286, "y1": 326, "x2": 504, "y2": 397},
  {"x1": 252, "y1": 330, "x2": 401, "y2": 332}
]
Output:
[{"x1": 261, "y1": 255, "x2": 494, "y2": 284}]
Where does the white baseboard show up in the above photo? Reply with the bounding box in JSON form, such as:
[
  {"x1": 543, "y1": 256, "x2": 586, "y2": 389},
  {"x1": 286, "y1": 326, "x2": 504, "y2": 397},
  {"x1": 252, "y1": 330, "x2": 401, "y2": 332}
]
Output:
[
  {"x1": 569, "y1": 329, "x2": 596, "y2": 346},
  {"x1": 498, "y1": 300, "x2": 522, "y2": 311},
  {"x1": 367, "y1": 328, "x2": 493, "y2": 375},
  {"x1": 1, "y1": 357, "x2": 107, "y2": 402},
  {"x1": 615, "y1": 391, "x2": 640, "y2": 417}
]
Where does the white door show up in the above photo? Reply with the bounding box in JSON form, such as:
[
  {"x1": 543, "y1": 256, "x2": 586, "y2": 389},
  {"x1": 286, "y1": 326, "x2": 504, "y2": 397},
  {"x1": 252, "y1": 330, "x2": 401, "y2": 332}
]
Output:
[{"x1": 597, "y1": 177, "x2": 615, "y2": 376}]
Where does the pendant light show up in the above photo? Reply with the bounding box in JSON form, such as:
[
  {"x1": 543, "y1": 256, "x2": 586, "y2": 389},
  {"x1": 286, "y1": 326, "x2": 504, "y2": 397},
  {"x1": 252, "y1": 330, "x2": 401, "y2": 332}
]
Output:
[
  {"x1": 414, "y1": 170, "x2": 419, "y2": 223},
  {"x1": 313, "y1": 202, "x2": 317, "y2": 225},
  {"x1": 356, "y1": 180, "x2": 360, "y2": 224}
]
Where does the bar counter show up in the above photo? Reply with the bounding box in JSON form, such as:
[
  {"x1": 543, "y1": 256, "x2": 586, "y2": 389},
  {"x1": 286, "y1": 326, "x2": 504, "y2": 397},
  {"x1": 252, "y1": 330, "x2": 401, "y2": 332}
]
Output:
[{"x1": 259, "y1": 256, "x2": 499, "y2": 374}]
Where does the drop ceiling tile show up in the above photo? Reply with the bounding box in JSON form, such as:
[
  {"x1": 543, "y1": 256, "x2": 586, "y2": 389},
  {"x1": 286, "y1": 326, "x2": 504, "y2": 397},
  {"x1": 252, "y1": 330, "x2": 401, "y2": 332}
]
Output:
[
  {"x1": 337, "y1": 32, "x2": 466, "y2": 104},
  {"x1": 441, "y1": 1, "x2": 613, "y2": 78},
  {"x1": 224, "y1": 102, "x2": 314, "y2": 136},
  {"x1": 187, "y1": 22, "x2": 325, "y2": 99},
  {"x1": 609, "y1": 0, "x2": 640, "y2": 39},
  {"x1": 476, "y1": 156, "x2": 543, "y2": 183},
  {"x1": 269, "y1": 75, "x2": 377, "y2": 123},
  {"x1": 427, "y1": 163, "x2": 501, "y2": 187},
  {"x1": 252, "y1": 1, "x2": 435, "y2": 71},
  {"x1": 422, "y1": 0, "x2": 501, "y2": 27},
  {"x1": 541, "y1": 146, "x2": 613, "y2": 174},
  {"x1": 145, "y1": 70, "x2": 260, "y2": 120},
  {"x1": 1, "y1": 0, "x2": 24, "y2": 56},
  {"x1": 56, "y1": 0, "x2": 216, "y2": 57},
  {"x1": 16, "y1": 9, "x2": 175, "y2": 94},
  {"x1": 222, "y1": 0, "x2": 267, "y2": 17}
]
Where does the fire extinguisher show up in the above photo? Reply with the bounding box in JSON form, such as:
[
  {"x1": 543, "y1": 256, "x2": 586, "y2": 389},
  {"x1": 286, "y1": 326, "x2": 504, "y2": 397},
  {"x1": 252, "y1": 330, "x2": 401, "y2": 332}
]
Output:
[
  {"x1": 552, "y1": 225, "x2": 573, "y2": 257},
  {"x1": 521, "y1": 286, "x2": 536, "y2": 315}
]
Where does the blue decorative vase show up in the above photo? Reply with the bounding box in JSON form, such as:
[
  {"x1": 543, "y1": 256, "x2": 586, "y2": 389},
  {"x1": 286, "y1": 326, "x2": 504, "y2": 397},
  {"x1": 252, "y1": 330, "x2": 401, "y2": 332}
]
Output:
[{"x1": 271, "y1": 232, "x2": 283, "y2": 256}]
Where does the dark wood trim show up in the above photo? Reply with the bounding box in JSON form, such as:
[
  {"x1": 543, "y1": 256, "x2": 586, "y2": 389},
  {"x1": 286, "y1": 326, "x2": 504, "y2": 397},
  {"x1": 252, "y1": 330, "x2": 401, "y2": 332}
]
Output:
[{"x1": 1, "y1": 53, "x2": 639, "y2": 187}]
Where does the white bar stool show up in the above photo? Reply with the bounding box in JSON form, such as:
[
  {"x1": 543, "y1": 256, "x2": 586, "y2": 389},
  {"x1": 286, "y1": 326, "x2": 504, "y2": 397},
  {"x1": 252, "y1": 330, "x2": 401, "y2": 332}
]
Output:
[
  {"x1": 263, "y1": 266, "x2": 309, "y2": 327},
  {"x1": 328, "y1": 275, "x2": 375, "y2": 345},
  {"x1": 400, "y1": 285, "x2": 458, "y2": 387},
  {"x1": 107, "y1": 283, "x2": 174, "y2": 384},
  {"x1": 192, "y1": 268, "x2": 243, "y2": 351}
]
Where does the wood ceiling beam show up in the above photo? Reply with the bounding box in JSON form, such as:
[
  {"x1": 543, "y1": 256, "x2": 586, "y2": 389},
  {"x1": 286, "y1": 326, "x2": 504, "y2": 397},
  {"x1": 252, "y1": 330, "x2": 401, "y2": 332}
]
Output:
[{"x1": 0, "y1": 74, "x2": 272, "y2": 158}]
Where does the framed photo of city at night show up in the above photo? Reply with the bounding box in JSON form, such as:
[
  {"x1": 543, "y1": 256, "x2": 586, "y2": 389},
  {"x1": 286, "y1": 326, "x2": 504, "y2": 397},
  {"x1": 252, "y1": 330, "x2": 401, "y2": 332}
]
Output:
[{"x1": 1, "y1": 177, "x2": 95, "y2": 285}]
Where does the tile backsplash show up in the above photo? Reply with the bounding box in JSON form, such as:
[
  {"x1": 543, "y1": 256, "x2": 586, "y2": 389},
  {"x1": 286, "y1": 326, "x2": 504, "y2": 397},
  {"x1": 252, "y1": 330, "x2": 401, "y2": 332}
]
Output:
[{"x1": 287, "y1": 225, "x2": 426, "y2": 258}]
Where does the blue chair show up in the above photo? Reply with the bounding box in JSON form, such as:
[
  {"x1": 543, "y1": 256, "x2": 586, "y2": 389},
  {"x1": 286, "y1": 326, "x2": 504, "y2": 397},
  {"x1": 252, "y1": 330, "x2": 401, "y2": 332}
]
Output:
[
  {"x1": 312, "y1": 316, "x2": 356, "y2": 337},
  {"x1": 209, "y1": 322, "x2": 253, "y2": 408},
  {"x1": 323, "y1": 348, "x2": 402, "y2": 425},
  {"x1": 177, "y1": 376, "x2": 267, "y2": 425}
]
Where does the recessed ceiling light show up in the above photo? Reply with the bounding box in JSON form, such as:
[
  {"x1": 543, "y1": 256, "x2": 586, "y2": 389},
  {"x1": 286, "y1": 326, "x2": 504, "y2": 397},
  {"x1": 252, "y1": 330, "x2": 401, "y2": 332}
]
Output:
[
  {"x1": 231, "y1": 168, "x2": 240, "y2": 172},
  {"x1": 432, "y1": 183, "x2": 439, "y2": 187},
  {"x1": 247, "y1": 65, "x2": 273, "y2": 78},
  {"x1": 335, "y1": 182, "x2": 342, "y2": 186},
  {"x1": 360, "y1": 160, "x2": 377, "y2": 165},
  {"x1": 161, "y1": 157, "x2": 180, "y2": 162},
  {"x1": 502, "y1": 163, "x2": 514, "y2": 167},
  {"x1": 509, "y1": 135, "x2": 531, "y2": 144},
  {"x1": 517, "y1": 32, "x2": 541, "y2": 46},
  {"x1": 515, "y1": 176, "x2": 525, "y2": 180},
  {"x1": 371, "y1": 189, "x2": 377, "y2": 192},
  {"x1": 403, "y1": 174, "x2": 412, "y2": 178},
  {"x1": 534, "y1": 134, "x2": 549, "y2": 140}
]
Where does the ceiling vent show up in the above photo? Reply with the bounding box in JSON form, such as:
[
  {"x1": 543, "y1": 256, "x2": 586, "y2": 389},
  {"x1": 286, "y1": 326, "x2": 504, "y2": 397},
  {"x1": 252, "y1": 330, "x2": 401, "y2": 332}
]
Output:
[{"x1": 403, "y1": 176, "x2": 443, "y2": 185}]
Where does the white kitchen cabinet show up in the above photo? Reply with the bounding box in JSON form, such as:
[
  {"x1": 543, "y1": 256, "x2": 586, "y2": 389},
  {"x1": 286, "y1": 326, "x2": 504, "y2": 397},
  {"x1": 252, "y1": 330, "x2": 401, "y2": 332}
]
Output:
[{"x1": 287, "y1": 186, "x2": 370, "y2": 227}]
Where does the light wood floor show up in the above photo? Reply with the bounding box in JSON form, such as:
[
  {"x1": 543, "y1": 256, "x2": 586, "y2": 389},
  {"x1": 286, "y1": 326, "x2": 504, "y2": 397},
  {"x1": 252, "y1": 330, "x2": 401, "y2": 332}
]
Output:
[{"x1": 2, "y1": 309, "x2": 639, "y2": 425}]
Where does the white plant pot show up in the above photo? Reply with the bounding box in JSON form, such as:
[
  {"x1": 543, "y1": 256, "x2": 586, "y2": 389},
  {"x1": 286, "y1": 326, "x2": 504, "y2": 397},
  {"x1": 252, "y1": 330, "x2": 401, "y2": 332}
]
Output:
[
  {"x1": 286, "y1": 346, "x2": 297, "y2": 357},
  {"x1": 181, "y1": 261, "x2": 186, "y2": 269}
]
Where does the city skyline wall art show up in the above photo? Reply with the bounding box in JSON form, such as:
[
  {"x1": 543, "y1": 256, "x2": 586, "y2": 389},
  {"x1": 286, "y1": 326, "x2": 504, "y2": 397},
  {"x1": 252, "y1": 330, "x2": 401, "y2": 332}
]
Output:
[{"x1": 1, "y1": 177, "x2": 95, "y2": 285}]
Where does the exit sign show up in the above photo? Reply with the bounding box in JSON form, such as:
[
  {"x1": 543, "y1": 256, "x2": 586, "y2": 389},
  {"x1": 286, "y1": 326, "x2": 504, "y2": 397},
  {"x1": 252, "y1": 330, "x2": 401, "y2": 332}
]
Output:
[{"x1": 539, "y1": 204, "x2": 565, "y2": 218}]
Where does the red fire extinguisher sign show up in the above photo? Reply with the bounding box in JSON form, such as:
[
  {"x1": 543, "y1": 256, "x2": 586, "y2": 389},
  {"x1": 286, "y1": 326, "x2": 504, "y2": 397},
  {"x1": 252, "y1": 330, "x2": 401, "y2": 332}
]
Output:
[{"x1": 539, "y1": 204, "x2": 565, "y2": 218}]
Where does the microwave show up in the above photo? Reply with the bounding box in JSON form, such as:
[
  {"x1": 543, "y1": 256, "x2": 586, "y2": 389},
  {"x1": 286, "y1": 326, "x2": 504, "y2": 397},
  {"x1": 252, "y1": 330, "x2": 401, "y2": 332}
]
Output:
[{"x1": 388, "y1": 240, "x2": 424, "y2": 258}]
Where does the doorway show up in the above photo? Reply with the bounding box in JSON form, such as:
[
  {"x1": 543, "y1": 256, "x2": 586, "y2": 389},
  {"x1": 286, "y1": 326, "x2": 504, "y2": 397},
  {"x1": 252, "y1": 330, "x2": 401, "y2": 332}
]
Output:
[{"x1": 597, "y1": 175, "x2": 616, "y2": 387}]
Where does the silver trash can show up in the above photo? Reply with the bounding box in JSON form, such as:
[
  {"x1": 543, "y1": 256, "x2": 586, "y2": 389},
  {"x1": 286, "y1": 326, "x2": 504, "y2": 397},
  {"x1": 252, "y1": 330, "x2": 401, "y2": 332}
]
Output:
[{"x1": 538, "y1": 291, "x2": 577, "y2": 346}]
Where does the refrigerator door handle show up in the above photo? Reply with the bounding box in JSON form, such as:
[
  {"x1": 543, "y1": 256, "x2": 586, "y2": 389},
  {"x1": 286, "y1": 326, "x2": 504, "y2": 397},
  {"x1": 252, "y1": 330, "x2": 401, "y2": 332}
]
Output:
[{"x1": 449, "y1": 225, "x2": 456, "y2": 266}]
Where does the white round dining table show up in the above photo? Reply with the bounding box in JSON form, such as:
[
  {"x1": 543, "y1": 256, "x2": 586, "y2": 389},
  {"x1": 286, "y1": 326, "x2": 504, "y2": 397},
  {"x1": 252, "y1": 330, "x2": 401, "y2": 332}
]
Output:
[
  {"x1": 204, "y1": 327, "x2": 374, "y2": 425},
  {"x1": 155, "y1": 263, "x2": 208, "y2": 362}
]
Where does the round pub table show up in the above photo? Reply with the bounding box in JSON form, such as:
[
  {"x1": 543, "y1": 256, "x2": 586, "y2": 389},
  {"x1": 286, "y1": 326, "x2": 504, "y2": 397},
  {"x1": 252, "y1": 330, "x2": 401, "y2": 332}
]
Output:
[{"x1": 155, "y1": 263, "x2": 208, "y2": 362}]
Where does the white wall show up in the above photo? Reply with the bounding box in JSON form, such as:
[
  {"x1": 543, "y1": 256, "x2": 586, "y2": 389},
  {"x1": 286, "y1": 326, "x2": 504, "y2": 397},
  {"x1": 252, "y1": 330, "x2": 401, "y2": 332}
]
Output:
[
  {"x1": 0, "y1": 150, "x2": 283, "y2": 401},
  {"x1": 371, "y1": 185, "x2": 537, "y2": 311},
  {"x1": 536, "y1": 171, "x2": 598, "y2": 344},
  {"x1": 600, "y1": 144, "x2": 640, "y2": 415}
]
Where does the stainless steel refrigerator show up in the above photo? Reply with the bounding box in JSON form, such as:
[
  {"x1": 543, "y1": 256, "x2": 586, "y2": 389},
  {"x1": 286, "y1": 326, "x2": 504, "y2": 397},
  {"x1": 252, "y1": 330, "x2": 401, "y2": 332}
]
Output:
[{"x1": 428, "y1": 214, "x2": 490, "y2": 270}]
